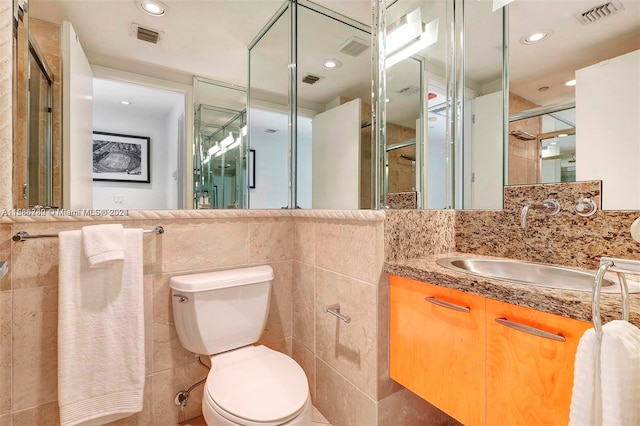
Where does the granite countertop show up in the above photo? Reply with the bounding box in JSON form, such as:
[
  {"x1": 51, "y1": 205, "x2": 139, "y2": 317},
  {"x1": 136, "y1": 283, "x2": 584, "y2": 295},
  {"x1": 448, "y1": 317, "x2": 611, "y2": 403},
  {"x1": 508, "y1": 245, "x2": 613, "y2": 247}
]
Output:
[{"x1": 385, "y1": 252, "x2": 640, "y2": 327}]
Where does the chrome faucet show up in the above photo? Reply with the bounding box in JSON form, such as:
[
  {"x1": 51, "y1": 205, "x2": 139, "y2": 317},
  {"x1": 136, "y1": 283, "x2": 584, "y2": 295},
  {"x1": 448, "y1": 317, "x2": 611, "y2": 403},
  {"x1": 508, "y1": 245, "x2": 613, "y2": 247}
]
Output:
[{"x1": 520, "y1": 199, "x2": 561, "y2": 229}]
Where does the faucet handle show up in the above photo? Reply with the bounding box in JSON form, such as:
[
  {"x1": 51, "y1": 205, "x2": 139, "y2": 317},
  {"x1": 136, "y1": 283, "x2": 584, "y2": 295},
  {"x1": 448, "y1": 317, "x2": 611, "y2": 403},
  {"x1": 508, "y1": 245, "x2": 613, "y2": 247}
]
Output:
[
  {"x1": 574, "y1": 197, "x2": 597, "y2": 217},
  {"x1": 542, "y1": 199, "x2": 561, "y2": 215}
]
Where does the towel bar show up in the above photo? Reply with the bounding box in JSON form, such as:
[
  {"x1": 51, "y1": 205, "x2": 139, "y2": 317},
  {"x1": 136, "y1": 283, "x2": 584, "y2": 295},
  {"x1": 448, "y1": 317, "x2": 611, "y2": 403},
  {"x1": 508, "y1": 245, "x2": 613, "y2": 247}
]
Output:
[
  {"x1": 12, "y1": 225, "x2": 165, "y2": 242},
  {"x1": 592, "y1": 256, "x2": 635, "y2": 338}
]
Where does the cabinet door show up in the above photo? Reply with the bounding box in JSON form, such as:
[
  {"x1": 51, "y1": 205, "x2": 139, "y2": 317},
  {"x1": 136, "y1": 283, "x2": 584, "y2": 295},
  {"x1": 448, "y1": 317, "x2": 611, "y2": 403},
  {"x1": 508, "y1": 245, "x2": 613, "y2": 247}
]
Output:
[
  {"x1": 485, "y1": 299, "x2": 592, "y2": 426},
  {"x1": 390, "y1": 275, "x2": 486, "y2": 426}
]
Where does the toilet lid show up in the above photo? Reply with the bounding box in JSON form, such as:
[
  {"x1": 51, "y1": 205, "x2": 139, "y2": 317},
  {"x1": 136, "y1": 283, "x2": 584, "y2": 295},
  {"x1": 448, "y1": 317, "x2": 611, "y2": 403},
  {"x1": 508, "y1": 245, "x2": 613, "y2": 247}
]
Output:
[{"x1": 206, "y1": 346, "x2": 309, "y2": 423}]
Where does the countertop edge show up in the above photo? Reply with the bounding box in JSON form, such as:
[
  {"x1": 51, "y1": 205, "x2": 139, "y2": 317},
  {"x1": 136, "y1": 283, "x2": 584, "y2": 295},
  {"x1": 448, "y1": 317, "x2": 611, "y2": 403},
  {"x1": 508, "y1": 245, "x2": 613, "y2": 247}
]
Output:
[{"x1": 384, "y1": 253, "x2": 640, "y2": 327}]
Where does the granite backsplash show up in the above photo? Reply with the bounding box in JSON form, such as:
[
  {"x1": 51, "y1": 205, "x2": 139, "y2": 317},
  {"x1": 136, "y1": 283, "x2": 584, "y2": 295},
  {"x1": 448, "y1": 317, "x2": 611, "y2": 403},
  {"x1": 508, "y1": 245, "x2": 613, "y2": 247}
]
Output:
[{"x1": 386, "y1": 181, "x2": 640, "y2": 270}]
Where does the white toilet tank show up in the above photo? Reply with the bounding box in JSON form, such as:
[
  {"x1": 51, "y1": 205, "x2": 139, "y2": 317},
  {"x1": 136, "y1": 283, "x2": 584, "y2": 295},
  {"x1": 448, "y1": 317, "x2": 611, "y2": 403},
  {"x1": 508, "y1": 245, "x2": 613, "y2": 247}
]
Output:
[{"x1": 169, "y1": 265, "x2": 273, "y2": 355}]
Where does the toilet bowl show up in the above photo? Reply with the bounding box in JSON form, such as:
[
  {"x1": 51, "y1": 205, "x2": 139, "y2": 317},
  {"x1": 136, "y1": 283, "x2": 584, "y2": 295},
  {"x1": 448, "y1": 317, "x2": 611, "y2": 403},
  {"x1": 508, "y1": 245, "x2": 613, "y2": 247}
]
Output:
[
  {"x1": 169, "y1": 266, "x2": 311, "y2": 426},
  {"x1": 202, "y1": 346, "x2": 311, "y2": 426}
]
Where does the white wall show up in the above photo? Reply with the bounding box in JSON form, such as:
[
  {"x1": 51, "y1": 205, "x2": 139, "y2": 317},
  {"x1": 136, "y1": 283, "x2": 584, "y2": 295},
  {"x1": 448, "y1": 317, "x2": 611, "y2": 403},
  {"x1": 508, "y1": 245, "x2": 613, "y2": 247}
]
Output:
[
  {"x1": 164, "y1": 101, "x2": 183, "y2": 209},
  {"x1": 469, "y1": 91, "x2": 503, "y2": 210},
  {"x1": 576, "y1": 50, "x2": 640, "y2": 210},
  {"x1": 248, "y1": 108, "x2": 289, "y2": 209},
  {"x1": 93, "y1": 97, "x2": 183, "y2": 209},
  {"x1": 62, "y1": 21, "x2": 93, "y2": 209},
  {"x1": 296, "y1": 116, "x2": 313, "y2": 209},
  {"x1": 312, "y1": 99, "x2": 361, "y2": 209}
]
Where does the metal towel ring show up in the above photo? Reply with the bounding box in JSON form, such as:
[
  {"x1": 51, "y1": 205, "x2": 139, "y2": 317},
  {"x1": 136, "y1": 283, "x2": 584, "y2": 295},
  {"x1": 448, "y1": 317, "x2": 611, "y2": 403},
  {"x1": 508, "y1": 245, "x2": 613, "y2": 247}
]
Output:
[{"x1": 592, "y1": 258, "x2": 632, "y2": 338}]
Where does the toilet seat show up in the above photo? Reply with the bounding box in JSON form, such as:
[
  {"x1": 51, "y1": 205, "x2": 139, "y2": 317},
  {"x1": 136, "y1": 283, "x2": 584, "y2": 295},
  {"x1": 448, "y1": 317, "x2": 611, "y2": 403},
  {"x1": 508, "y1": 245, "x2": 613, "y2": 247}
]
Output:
[{"x1": 205, "y1": 345, "x2": 309, "y2": 425}]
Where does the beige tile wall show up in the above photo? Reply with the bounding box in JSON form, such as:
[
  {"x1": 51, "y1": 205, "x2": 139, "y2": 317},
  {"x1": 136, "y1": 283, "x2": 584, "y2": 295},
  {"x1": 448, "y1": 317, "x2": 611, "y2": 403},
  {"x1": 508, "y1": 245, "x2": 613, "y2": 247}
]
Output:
[
  {"x1": 1, "y1": 0, "x2": 13, "y2": 210},
  {"x1": 0, "y1": 215, "x2": 296, "y2": 425},
  {"x1": 1, "y1": 211, "x2": 452, "y2": 426},
  {"x1": 292, "y1": 215, "x2": 454, "y2": 425}
]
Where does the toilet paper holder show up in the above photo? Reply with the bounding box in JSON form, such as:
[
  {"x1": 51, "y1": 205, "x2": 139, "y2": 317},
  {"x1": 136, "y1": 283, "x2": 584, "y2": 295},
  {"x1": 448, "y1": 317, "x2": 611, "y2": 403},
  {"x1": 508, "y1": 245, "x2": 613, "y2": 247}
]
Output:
[{"x1": 323, "y1": 303, "x2": 351, "y2": 323}]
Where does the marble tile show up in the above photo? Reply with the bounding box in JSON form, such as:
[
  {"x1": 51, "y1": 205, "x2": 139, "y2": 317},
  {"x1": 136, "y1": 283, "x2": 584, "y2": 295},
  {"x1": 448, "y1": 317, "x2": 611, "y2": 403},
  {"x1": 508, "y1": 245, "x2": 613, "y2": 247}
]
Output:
[
  {"x1": 376, "y1": 275, "x2": 402, "y2": 401},
  {"x1": 12, "y1": 286, "x2": 58, "y2": 411},
  {"x1": 315, "y1": 358, "x2": 376, "y2": 426},
  {"x1": 249, "y1": 218, "x2": 293, "y2": 263},
  {"x1": 0, "y1": 225, "x2": 10, "y2": 291},
  {"x1": 293, "y1": 219, "x2": 315, "y2": 266},
  {"x1": 315, "y1": 220, "x2": 383, "y2": 285},
  {"x1": 0, "y1": 291, "x2": 10, "y2": 415},
  {"x1": 10, "y1": 235, "x2": 59, "y2": 290},
  {"x1": 105, "y1": 378, "x2": 154, "y2": 426},
  {"x1": 260, "y1": 261, "x2": 293, "y2": 344},
  {"x1": 385, "y1": 210, "x2": 456, "y2": 261},
  {"x1": 153, "y1": 321, "x2": 194, "y2": 374},
  {"x1": 0, "y1": 0, "x2": 13, "y2": 211},
  {"x1": 314, "y1": 269, "x2": 378, "y2": 399},
  {"x1": 292, "y1": 339, "x2": 316, "y2": 403},
  {"x1": 153, "y1": 274, "x2": 176, "y2": 326},
  {"x1": 312, "y1": 406, "x2": 331, "y2": 425},
  {"x1": 0, "y1": 414, "x2": 9, "y2": 426},
  {"x1": 179, "y1": 415, "x2": 206, "y2": 426},
  {"x1": 151, "y1": 361, "x2": 208, "y2": 425},
  {"x1": 159, "y1": 219, "x2": 249, "y2": 273},
  {"x1": 292, "y1": 261, "x2": 314, "y2": 351},
  {"x1": 11, "y1": 401, "x2": 59, "y2": 426},
  {"x1": 377, "y1": 388, "x2": 457, "y2": 426}
]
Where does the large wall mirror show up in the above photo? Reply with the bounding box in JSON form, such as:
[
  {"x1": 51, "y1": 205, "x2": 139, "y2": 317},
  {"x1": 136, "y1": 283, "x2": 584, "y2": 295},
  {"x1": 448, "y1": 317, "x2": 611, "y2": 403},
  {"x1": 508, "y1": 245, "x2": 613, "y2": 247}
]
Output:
[
  {"x1": 506, "y1": 0, "x2": 639, "y2": 210},
  {"x1": 9, "y1": 0, "x2": 638, "y2": 211}
]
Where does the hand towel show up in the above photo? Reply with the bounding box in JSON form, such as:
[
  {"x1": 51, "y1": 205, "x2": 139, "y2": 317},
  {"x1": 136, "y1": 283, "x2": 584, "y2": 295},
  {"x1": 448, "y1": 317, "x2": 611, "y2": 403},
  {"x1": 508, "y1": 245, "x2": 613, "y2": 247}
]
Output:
[
  {"x1": 58, "y1": 229, "x2": 144, "y2": 426},
  {"x1": 570, "y1": 320, "x2": 640, "y2": 426},
  {"x1": 81, "y1": 224, "x2": 125, "y2": 268},
  {"x1": 601, "y1": 320, "x2": 640, "y2": 425},
  {"x1": 569, "y1": 328, "x2": 601, "y2": 426}
]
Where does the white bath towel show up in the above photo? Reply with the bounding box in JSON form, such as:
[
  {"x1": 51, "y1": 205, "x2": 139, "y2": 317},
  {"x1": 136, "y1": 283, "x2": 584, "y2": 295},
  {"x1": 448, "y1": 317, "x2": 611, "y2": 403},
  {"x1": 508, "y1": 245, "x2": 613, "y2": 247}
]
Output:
[
  {"x1": 569, "y1": 321, "x2": 640, "y2": 426},
  {"x1": 82, "y1": 224, "x2": 125, "y2": 268},
  {"x1": 600, "y1": 320, "x2": 640, "y2": 425},
  {"x1": 569, "y1": 328, "x2": 601, "y2": 426},
  {"x1": 58, "y1": 229, "x2": 144, "y2": 426}
]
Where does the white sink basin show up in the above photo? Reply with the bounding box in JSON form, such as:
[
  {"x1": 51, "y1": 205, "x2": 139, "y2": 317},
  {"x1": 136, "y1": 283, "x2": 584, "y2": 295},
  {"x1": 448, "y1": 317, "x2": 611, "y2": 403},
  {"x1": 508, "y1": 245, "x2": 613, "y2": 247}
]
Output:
[{"x1": 436, "y1": 257, "x2": 640, "y2": 293}]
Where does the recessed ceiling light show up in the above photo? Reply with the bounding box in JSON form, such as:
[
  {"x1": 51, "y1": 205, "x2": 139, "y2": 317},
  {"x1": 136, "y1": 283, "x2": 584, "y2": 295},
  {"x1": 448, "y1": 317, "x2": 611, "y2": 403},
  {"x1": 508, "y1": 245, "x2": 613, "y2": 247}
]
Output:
[
  {"x1": 137, "y1": 0, "x2": 168, "y2": 17},
  {"x1": 565, "y1": 79, "x2": 576, "y2": 87},
  {"x1": 121, "y1": 100, "x2": 131, "y2": 105},
  {"x1": 322, "y1": 59, "x2": 342, "y2": 69},
  {"x1": 520, "y1": 30, "x2": 552, "y2": 45}
]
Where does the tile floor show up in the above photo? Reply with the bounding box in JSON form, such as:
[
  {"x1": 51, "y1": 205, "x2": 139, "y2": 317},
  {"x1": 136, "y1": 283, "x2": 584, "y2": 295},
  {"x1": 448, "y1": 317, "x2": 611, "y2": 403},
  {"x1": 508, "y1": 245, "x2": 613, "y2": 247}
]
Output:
[{"x1": 179, "y1": 405, "x2": 331, "y2": 425}]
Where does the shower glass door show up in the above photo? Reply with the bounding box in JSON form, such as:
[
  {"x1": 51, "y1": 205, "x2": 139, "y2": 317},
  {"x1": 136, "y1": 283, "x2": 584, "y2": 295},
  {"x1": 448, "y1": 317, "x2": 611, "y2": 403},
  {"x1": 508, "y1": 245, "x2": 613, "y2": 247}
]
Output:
[{"x1": 27, "y1": 43, "x2": 53, "y2": 208}]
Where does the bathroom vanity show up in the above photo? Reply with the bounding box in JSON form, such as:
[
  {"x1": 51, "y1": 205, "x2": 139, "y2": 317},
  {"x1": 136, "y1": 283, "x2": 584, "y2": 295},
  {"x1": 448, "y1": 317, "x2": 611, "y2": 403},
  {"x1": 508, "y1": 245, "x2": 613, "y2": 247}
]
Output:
[{"x1": 386, "y1": 253, "x2": 640, "y2": 426}]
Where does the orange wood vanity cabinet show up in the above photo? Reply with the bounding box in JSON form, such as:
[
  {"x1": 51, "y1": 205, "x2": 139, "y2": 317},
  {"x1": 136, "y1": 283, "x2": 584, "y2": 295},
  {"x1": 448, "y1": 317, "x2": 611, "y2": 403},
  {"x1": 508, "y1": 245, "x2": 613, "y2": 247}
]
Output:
[
  {"x1": 485, "y1": 298, "x2": 592, "y2": 426},
  {"x1": 389, "y1": 275, "x2": 592, "y2": 426},
  {"x1": 389, "y1": 275, "x2": 486, "y2": 426}
]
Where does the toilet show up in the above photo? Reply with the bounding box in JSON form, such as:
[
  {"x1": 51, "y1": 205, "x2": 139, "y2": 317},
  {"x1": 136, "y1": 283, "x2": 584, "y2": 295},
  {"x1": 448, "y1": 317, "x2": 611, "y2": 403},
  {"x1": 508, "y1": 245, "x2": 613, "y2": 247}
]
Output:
[{"x1": 170, "y1": 265, "x2": 312, "y2": 426}]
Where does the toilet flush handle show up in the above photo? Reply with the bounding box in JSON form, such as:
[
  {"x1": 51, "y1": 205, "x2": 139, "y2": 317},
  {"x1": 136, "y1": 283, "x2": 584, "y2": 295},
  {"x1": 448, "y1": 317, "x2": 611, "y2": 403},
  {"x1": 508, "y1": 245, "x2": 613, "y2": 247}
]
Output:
[{"x1": 173, "y1": 294, "x2": 189, "y2": 303}]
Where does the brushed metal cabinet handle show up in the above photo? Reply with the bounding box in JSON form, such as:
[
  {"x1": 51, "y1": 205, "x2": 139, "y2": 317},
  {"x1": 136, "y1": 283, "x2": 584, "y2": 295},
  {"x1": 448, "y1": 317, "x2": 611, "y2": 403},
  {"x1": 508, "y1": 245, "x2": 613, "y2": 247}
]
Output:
[
  {"x1": 495, "y1": 317, "x2": 566, "y2": 342},
  {"x1": 425, "y1": 297, "x2": 470, "y2": 313}
]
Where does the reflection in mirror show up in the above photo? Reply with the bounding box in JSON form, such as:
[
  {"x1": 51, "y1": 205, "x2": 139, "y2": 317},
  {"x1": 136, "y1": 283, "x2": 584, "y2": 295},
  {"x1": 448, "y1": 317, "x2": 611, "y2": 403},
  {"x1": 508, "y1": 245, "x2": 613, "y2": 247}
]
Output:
[
  {"x1": 509, "y1": 105, "x2": 576, "y2": 184},
  {"x1": 193, "y1": 77, "x2": 247, "y2": 209},
  {"x1": 248, "y1": 6, "x2": 290, "y2": 209},
  {"x1": 249, "y1": 1, "x2": 371, "y2": 209},
  {"x1": 507, "y1": 0, "x2": 639, "y2": 209},
  {"x1": 384, "y1": 0, "x2": 504, "y2": 210}
]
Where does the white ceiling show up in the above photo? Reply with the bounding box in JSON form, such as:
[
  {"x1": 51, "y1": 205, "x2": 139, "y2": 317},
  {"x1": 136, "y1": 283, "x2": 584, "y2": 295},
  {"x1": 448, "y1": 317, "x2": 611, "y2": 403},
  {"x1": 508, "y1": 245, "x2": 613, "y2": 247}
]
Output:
[
  {"x1": 93, "y1": 77, "x2": 184, "y2": 117},
  {"x1": 30, "y1": 0, "x2": 639, "y2": 113}
]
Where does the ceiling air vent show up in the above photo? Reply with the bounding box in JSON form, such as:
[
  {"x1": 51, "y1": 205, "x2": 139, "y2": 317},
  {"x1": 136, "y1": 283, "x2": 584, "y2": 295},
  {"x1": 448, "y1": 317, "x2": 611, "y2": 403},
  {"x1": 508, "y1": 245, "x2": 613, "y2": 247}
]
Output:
[
  {"x1": 131, "y1": 23, "x2": 165, "y2": 45},
  {"x1": 574, "y1": 0, "x2": 624, "y2": 24},
  {"x1": 338, "y1": 36, "x2": 369, "y2": 57},
  {"x1": 396, "y1": 85, "x2": 420, "y2": 96},
  {"x1": 302, "y1": 74, "x2": 321, "y2": 85}
]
